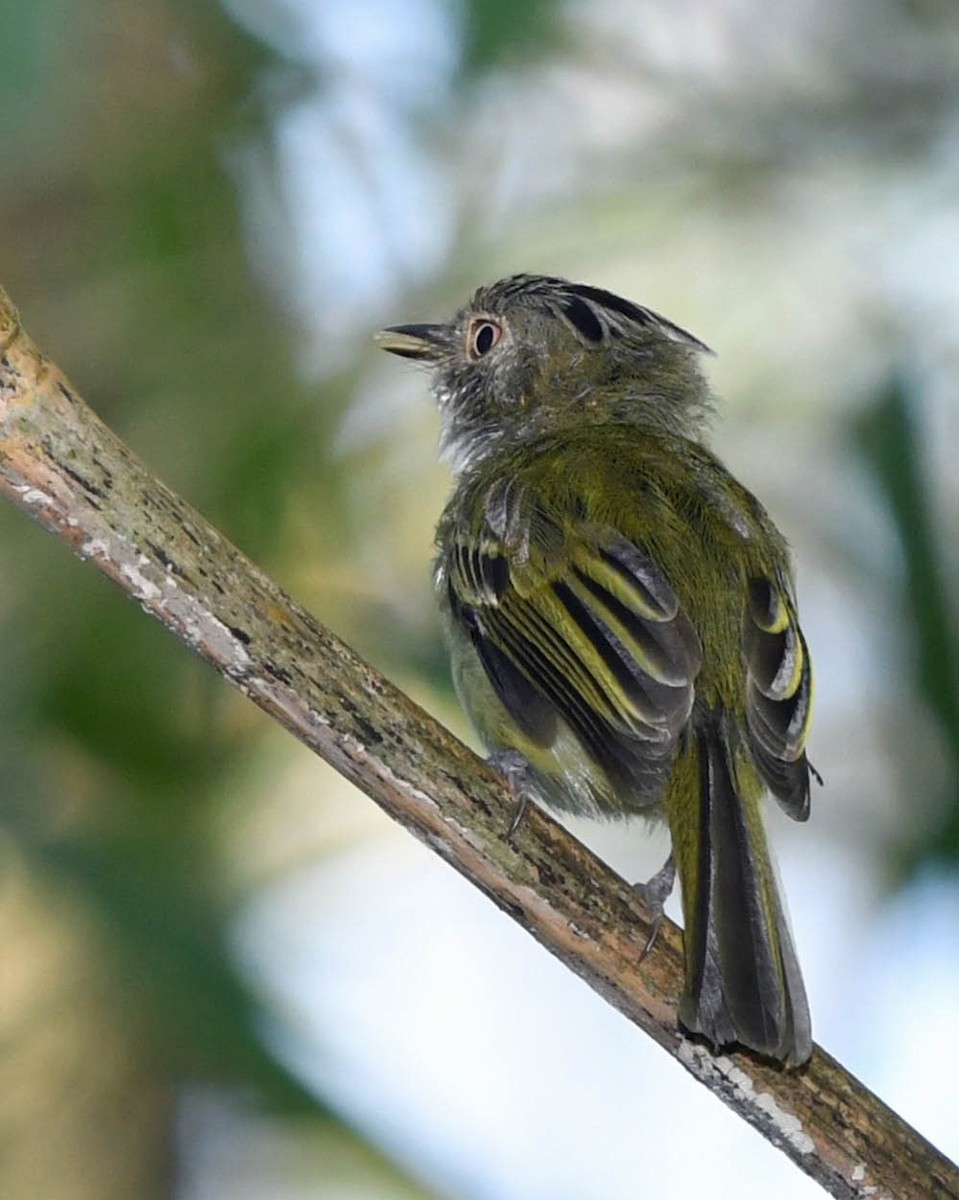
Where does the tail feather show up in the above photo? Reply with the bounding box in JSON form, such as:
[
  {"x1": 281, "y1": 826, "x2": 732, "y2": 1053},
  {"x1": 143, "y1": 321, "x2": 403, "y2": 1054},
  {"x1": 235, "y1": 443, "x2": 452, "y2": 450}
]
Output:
[{"x1": 670, "y1": 720, "x2": 811, "y2": 1065}]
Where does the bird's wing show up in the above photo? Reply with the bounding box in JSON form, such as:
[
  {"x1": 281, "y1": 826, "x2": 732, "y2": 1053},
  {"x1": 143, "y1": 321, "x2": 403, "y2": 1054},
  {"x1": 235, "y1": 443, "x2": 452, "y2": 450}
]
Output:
[
  {"x1": 743, "y1": 576, "x2": 815, "y2": 819},
  {"x1": 444, "y1": 500, "x2": 702, "y2": 790}
]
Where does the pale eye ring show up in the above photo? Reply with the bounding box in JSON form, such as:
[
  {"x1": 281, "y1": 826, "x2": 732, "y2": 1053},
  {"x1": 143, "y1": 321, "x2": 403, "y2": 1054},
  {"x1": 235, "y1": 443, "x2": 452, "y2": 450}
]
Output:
[{"x1": 467, "y1": 318, "x2": 502, "y2": 360}]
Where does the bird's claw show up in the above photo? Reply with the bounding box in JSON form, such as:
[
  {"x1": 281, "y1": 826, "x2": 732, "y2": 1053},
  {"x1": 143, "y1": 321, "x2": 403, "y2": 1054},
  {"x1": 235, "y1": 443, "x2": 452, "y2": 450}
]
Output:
[
  {"x1": 633, "y1": 853, "x2": 676, "y2": 961},
  {"x1": 487, "y1": 749, "x2": 535, "y2": 842}
]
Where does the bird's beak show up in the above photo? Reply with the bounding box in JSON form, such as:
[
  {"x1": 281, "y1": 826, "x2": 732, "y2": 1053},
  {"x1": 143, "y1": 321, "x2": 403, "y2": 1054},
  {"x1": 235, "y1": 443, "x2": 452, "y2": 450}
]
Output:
[{"x1": 375, "y1": 323, "x2": 447, "y2": 361}]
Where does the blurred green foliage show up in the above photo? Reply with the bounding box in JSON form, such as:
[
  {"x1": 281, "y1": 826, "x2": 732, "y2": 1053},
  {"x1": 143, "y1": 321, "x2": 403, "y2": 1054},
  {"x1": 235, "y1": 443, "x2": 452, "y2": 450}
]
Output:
[
  {"x1": 459, "y1": 0, "x2": 564, "y2": 75},
  {"x1": 856, "y1": 374, "x2": 959, "y2": 872},
  {"x1": 0, "y1": 1, "x2": 418, "y2": 1196}
]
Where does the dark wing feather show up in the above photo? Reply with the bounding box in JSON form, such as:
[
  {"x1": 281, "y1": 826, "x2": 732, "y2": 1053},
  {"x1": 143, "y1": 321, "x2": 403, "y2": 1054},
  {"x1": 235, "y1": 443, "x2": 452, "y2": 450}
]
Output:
[
  {"x1": 743, "y1": 577, "x2": 815, "y2": 819},
  {"x1": 447, "y1": 522, "x2": 702, "y2": 797}
]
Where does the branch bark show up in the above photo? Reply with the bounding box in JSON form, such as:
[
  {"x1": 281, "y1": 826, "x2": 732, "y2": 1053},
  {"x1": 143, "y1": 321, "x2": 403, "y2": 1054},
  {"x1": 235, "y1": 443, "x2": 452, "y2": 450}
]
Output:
[{"x1": 0, "y1": 285, "x2": 955, "y2": 1200}]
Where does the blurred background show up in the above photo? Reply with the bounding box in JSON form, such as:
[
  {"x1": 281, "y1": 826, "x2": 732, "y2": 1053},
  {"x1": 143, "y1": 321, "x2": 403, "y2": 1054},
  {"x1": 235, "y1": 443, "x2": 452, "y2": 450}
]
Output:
[{"x1": 1, "y1": 1, "x2": 957, "y2": 1197}]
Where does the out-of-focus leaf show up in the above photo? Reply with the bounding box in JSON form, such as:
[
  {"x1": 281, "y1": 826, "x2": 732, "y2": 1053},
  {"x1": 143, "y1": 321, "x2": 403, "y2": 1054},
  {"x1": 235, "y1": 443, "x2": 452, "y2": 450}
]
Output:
[
  {"x1": 855, "y1": 372, "x2": 959, "y2": 870},
  {"x1": 458, "y1": 0, "x2": 565, "y2": 76}
]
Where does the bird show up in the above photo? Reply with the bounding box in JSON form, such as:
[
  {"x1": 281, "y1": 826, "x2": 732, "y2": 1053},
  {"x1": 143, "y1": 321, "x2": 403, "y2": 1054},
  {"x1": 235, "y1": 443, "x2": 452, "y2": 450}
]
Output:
[{"x1": 377, "y1": 273, "x2": 817, "y2": 1066}]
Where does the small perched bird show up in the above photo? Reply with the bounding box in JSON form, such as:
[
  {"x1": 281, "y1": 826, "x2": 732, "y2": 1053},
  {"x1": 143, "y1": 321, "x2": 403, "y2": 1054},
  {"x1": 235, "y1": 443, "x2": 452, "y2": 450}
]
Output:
[{"x1": 377, "y1": 274, "x2": 816, "y2": 1066}]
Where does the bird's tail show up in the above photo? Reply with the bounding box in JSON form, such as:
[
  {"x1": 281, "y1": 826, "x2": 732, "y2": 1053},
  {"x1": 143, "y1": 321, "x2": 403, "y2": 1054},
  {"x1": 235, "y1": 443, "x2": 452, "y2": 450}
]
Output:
[{"x1": 666, "y1": 718, "x2": 812, "y2": 1066}]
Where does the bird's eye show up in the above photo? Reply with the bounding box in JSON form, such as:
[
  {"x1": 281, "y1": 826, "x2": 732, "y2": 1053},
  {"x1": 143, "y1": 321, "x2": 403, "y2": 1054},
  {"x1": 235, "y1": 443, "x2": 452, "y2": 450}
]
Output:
[{"x1": 467, "y1": 318, "x2": 502, "y2": 360}]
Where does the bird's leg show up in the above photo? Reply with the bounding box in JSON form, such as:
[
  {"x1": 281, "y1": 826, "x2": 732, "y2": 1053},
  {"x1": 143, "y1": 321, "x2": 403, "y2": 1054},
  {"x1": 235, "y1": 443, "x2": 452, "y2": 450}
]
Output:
[
  {"x1": 633, "y1": 853, "x2": 676, "y2": 961},
  {"x1": 486, "y1": 749, "x2": 536, "y2": 841}
]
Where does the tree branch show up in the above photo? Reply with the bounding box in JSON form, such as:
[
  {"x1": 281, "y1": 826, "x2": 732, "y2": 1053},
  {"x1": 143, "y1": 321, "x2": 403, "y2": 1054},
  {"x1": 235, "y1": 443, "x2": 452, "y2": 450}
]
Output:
[{"x1": 0, "y1": 285, "x2": 955, "y2": 1200}]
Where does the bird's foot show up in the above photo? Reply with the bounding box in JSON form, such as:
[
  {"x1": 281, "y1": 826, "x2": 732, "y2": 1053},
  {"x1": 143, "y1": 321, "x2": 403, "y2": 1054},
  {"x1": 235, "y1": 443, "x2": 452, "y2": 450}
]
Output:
[
  {"x1": 633, "y1": 853, "x2": 676, "y2": 961},
  {"x1": 486, "y1": 749, "x2": 536, "y2": 841}
]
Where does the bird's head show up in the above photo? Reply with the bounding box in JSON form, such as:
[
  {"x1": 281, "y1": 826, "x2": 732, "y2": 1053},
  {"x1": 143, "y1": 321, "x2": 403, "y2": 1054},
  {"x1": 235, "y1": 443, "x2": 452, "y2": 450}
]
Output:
[{"x1": 377, "y1": 274, "x2": 713, "y2": 472}]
